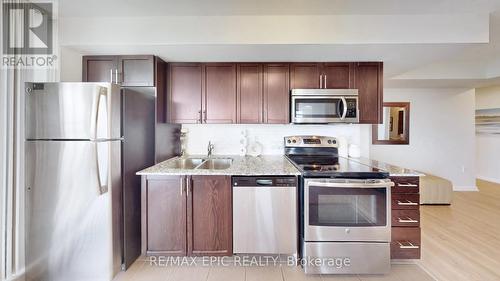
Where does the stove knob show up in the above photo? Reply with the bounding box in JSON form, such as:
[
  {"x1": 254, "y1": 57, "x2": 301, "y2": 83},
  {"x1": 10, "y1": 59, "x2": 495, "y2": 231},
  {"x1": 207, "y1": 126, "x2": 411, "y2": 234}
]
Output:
[
  {"x1": 327, "y1": 140, "x2": 332, "y2": 144},
  {"x1": 345, "y1": 228, "x2": 351, "y2": 234},
  {"x1": 333, "y1": 140, "x2": 337, "y2": 144},
  {"x1": 292, "y1": 139, "x2": 297, "y2": 143},
  {"x1": 287, "y1": 139, "x2": 291, "y2": 144}
]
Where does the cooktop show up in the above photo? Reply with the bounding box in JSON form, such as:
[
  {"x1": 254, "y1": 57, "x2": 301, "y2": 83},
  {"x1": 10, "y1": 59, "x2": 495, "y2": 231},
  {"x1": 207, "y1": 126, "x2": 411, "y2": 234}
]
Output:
[{"x1": 284, "y1": 136, "x2": 389, "y2": 179}]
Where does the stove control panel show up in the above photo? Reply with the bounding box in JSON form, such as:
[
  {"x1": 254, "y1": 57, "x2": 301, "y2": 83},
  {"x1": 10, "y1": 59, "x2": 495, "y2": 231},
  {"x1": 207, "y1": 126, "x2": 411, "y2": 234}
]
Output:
[{"x1": 284, "y1": 136, "x2": 339, "y2": 148}]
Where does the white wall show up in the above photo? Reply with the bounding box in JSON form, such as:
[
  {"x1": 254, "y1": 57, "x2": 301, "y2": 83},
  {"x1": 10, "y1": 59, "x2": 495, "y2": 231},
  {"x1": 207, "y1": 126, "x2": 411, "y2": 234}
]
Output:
[
  {"x1": 475, "y1": 85, "x2": 500, "y2": 184},
  {"x1": 476, "y1": 85, "x2": 500, "y2": 110},
  {"x1": 370, "y1": 88, "x2": 476, "y2": 191},
  {"x1": 59, "y1": 47, "x2": 82, "y2": 82},
  {"x1": 182, "y1": 124, "x2": 371, "y2": 158}
]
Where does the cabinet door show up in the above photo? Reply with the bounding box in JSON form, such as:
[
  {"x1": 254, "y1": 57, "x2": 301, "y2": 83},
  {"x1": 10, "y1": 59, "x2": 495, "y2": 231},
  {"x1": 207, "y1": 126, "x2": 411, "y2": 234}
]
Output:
[
  {"x1": 263, "y1": 64, "x2": 290, "y2": 124},
  {"x1": 237, "y1": 64, "x2": 263, "y2": 123},
  {"x1": 155, "y1": 58, "x2": 167, "y2": 123},
  {"x1": 354, "y1": 62, "x2": 383, "y2": 124},
  {"x1": 204, "y1": 64, "x2": 237, "y2": 123},
  {"x1": 119, "y1": 55, "x2": 155, "y2": 87},
  {"x1": 82, "y1": 56, "x2": 118, "y2": 83},
  {"x1": 290, "y1": 63, "x2": 321, "y2": 89},
  {"x1": 142, "y1": 176, "x2": 187, "y2": 256},
  {"x1": 188, "y1": 176, "x2": 232, "y2": 256},
  {"x1": 168, "y1": 63, "x2": 203, "y2": 124},
  {"x1": 323, "y1": 63, "x2": 354, "y2": 89}
]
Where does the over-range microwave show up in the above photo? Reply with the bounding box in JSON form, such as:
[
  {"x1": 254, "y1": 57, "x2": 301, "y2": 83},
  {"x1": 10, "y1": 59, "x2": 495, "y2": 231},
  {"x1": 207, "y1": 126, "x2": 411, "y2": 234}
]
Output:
[{"x1": 291, "y1": 89, "x2": 359, "y2": 124}]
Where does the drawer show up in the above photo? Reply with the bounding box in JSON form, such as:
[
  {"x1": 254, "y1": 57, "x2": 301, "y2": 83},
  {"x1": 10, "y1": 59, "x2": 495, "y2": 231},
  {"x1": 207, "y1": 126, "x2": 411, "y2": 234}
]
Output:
[
  {"x1": 392, "y1": 194, "x2": 419, "y2": 210},
  {"x1": 392, "y1": 209, "x2": 420, "y2": 227},
  {"x1": 391, "y1": 227, "x2": 421, "y2": 259},
  {"x1": 391, "y1": 177, "x2": 419, "y2": 194}
]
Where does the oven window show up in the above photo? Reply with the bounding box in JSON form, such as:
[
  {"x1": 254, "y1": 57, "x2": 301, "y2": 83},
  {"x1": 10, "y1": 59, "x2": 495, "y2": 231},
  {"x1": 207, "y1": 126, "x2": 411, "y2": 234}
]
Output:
[
  {"x1": 309, "y1": 186, "x2": 387, "y2": 227},
  {"x1": 294, "y1": 98, "x2": 341, "y2": 118}
]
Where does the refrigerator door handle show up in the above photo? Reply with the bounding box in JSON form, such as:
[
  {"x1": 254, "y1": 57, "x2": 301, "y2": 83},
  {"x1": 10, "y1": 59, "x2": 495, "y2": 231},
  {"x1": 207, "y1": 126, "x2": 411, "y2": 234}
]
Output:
[
  {"x1": 91, "y1": 87, "x2": 109, "y2": 140},
  {"x1": 95, "y1": 142, "x2": 109, "y2": 195}
]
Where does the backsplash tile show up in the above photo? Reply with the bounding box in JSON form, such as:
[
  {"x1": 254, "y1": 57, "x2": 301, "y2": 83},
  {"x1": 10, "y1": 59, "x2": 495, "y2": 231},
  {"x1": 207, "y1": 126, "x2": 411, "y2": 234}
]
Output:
[{"x1": 181, "y1": 124, "x2": 368, "y2": 157}]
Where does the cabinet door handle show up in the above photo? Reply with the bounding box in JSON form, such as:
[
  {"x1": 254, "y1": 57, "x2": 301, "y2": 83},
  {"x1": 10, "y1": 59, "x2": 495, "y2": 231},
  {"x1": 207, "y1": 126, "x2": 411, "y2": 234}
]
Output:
[
  {"x1": 187, "y1": 177, "x2": 191, "y2": 197},
  {"x1": 198, "y1": 110, "x2": 202, "y2": 123},
  {"x1": 398, "y1": 217, "x2": 419, "y2": 223},
  {"x1": 203, "y1": 110, "x2": 207, "y2": 123},
  {"x1": 180, "y1": 177, "x2": 184, "y2": 196},
  {"x1": 110, "y1": 69, "x2": 114, "y2": 83},
  {"x1": 324, "y1": 74, "x2": 327, "y2": 89},
  {"x1": 398, "y1": 241, "x2": 420, "y2": 249},
  {"x1": 397, "y1": 183, "x2": 418, "y2": 187},
  {"x1": 115, "y1": 68, "x2": 120, "y2": 84},
  {"x1": 319, "y1": 75, "x2": 323, "y2": 89},
  {"x1": 397, "y1": 200, "x2": 418, "y2": 206}
]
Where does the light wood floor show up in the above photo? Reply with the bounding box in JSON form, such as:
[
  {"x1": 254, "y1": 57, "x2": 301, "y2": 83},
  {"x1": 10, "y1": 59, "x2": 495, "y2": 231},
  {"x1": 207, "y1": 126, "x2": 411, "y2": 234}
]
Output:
[
  {"x1": 418, "y1": 179, "x2": 500, "y2": 281},
  {"x1": 114, "y1": 179, "x2": 500, "y2": 281}
]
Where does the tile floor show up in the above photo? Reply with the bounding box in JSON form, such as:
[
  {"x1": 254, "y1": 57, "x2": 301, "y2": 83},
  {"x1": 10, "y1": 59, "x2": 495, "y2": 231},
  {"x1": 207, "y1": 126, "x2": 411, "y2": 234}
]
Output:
[{"x1": 114, "y1": 258, "x2": 435, "y2": 281}]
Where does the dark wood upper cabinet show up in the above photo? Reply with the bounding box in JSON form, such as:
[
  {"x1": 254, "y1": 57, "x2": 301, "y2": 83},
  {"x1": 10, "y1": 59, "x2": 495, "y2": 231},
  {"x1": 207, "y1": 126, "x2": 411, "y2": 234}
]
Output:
[
  {"x1": 168, "y1": 63, "x2": 203, "y2": 124},
  {"x1": 323, "y1": 63, "x2": 354, "y2": 89},
  {"x1": 188, "y1": 176, "x2": 232, "y2": 256},
  {"x1": 164, "y1": 61, "x2": 383, "y2": 124},
  {"x1": 82, "y1": 56, "x2": 118, "y2": 83},
  {"x1": 290, "y1": 63, "x2": 354, "y2": 90},
  {"x1": 141, "y1": 176, "x2": 187, "y2": 256},
  {"x1": 83, "y1": 55, "x2": 167, "y2": 123},
  {"x1": 119, "y1": 55, "x2": 155, "y2": 87},
  {"x1": 263, "y1": 64, "x2": 290, "y2": 124},
  {"x1": 237, "y1": 64, "x2": 263, "y2": 124},
  {"x1": 203, "y1": 64, "x2": 237, "y2": 124},
  {"x1": 290, "y1": 63, "x2": 321, "y2": 89},
  {"x1": 354, "y1": 62, "x2": 383, "y2": 124}
]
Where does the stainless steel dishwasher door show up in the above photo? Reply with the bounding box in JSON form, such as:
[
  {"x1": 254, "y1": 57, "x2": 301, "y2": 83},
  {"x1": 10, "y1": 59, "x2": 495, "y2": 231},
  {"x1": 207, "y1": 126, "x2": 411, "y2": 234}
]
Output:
[{"x1": 232, "y1": 177, "x2": 297, "y2": 255}]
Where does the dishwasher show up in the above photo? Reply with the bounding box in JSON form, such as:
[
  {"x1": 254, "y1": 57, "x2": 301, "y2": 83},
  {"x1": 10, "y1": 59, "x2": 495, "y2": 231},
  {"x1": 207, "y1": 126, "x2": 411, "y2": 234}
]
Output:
[{"x1": 232, "y1": 176, "x2": 297, "y2": 255}]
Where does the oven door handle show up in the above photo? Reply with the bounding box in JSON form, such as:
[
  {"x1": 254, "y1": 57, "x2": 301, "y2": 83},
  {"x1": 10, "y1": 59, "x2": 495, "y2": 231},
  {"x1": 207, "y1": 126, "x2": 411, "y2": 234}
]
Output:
[
  {"x1": 306, "y1": 180, "x2": 394, "y2": 188},
  {"x1": 340, "y1": 97, "x2": 348, "y2": 120}
]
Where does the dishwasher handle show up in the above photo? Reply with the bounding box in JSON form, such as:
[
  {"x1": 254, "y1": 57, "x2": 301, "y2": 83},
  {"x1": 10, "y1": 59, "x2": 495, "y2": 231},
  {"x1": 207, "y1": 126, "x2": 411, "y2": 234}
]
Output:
[{"x1": 256, "y1": 179, "x2": 274, "y2": 186}]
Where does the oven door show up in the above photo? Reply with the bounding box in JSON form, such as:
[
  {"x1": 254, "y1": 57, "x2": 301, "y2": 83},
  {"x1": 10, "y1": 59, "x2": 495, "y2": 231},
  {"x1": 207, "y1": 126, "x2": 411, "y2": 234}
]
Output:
[
  {"x1": 304, "y1": 178, "x2": 392, "y2": 242},
  {"x1": 291, "y1": 96, "x2": 345, "y2": 123}
]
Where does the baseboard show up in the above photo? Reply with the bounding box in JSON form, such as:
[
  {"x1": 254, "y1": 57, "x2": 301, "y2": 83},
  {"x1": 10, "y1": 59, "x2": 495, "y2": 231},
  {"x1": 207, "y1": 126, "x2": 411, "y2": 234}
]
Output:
[
  {"x1": 477, "y1": 175, "x2": 500, "y2": 184},
  {"x1": 453, "y1": 185, "x2": 479, "y2": 191}
]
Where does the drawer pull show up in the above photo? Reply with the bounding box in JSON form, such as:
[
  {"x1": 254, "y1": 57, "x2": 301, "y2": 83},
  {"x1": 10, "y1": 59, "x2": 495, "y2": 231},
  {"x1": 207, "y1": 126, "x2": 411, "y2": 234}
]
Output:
[
  {"x1": 398, "y1": 217, "x2": 419, "y2": 223},
  {"x1": 398, "y1": 241, "x2": 420, "y2": 249},
  {"x1": 397, "y1": 183, "x2": 418, "y2": 187},
  {"x1": 397, "y1": 200, "x2": 418, "y2": 206}
]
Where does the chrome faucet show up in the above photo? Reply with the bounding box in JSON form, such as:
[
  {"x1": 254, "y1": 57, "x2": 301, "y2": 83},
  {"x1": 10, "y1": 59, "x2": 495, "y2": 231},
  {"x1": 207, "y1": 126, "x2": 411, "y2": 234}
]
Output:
[{"x1": 207, "y1": 141, "x2": 214, "y2": 158}]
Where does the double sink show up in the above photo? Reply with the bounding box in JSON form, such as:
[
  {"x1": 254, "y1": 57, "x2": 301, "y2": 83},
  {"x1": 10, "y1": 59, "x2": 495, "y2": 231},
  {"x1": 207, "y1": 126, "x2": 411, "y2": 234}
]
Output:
[{"x1": 172, "y1": 157, "x2": 233, "y2": 170}]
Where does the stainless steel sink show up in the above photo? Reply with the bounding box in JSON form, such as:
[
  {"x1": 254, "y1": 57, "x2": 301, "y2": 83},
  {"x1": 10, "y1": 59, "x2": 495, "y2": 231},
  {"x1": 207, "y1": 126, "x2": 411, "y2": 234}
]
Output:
[
  {"x1": 196, "y1": 158, "x2": 233, "y2": 170},
  {"x1": 171, "y1": 158, "x2": 205, "y2": 169}
]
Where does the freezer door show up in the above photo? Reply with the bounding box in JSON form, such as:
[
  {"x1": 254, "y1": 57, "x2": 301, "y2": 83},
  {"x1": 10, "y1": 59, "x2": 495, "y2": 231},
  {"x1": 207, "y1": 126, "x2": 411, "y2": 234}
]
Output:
[
  {"x1": 25, "y1": 82, "x2": 121, "y2": 140},
  {"x1": 25, "y1": 140, "x2": 122, "y2": 281}
]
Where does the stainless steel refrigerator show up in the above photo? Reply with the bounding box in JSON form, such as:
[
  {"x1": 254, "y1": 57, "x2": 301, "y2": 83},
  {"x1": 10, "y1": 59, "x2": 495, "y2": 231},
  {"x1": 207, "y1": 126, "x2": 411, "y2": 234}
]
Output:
[{"x1": 24, "y1": 82, "x2": 166, "y2": 281}]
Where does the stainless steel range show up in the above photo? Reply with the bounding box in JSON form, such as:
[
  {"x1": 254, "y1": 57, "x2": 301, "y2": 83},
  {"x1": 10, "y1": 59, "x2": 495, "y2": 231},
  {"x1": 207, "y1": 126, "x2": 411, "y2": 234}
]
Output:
[{"x1": 285, "y1": 136, "x2": 393, "y2": 275}]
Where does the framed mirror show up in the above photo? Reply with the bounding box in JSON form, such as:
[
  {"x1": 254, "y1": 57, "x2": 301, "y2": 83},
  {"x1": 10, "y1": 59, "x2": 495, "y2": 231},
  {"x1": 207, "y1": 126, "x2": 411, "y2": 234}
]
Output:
[{"x1": 372, "y1": 102, "x2": 410, "y2": 145}]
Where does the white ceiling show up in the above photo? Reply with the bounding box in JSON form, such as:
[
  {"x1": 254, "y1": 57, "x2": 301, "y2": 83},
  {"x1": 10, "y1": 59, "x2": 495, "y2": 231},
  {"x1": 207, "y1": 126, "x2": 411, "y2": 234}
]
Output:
[
  {"x1": 59, "y1": 0, "x2": 500, "y2": 16},
  {"x1": 58, "y1": 0, "x2": 500, "y2": 88}
]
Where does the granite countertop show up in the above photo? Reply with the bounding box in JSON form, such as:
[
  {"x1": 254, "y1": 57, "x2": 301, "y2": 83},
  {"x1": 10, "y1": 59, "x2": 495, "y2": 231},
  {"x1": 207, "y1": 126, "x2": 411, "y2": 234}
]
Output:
[
  {"x1": 348, "y1": 157, "x2": 425, "y2": 177},
  {"x1": 136, "y1": 155, "x2": 301, "y2": 176}
]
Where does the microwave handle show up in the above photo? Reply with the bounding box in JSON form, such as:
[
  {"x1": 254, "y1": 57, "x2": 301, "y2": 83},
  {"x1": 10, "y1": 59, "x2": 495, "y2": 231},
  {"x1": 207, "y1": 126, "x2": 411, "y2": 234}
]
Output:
[{"x1": 340, "y1": 97, "x2": 348, "y2": 120}]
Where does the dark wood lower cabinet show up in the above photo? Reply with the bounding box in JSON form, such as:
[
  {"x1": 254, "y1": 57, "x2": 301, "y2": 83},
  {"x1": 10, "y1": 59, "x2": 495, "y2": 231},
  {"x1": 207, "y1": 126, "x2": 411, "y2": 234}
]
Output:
[
  {"x1": 390, "y1": 176, "x2": 421, "y2": 259},
  {"x1": 188, "y1": 176, "x2": 232, "y2": 256},
  {"x1": 141, "y1": 176, "x2": 187, "y2": 256},
  {"x1": 141, "y1": 175, "x2": 232, "y2": 257}
]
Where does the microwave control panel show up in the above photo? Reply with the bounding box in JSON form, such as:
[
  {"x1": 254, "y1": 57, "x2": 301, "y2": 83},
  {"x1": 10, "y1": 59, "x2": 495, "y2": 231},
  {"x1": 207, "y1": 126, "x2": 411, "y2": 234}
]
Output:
[{"x1": 345, "y1": 98, "x2": 358, "y2": 118}]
